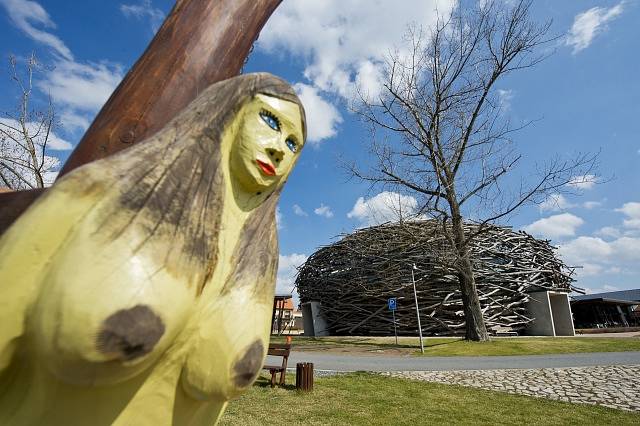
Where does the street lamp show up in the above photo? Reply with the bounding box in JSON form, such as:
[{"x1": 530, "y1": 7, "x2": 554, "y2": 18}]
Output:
[{"x1": 411, "y1": 263, "x2": 424, "y2": 354}]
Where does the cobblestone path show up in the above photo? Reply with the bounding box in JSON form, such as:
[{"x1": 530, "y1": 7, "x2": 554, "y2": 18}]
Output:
[{"x1": 383, "y1": 365, "x2": 640, "y2": 412}]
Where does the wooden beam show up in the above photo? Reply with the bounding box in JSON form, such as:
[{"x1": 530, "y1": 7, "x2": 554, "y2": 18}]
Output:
[
  {"x1": 60, "y1": 0, "x2": 282, "y2": 174},
  {"x1": 0, "y1": 0, "x2": 282, "y2": 234}
]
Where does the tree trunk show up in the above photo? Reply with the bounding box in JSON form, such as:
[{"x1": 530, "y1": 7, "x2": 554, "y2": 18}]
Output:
[
  {"x1": 450, "y1": 206, "x2": 489, "y2": 342},
  {"x1": 457, "y1": 252, "x2": 489, "y2": 341}
]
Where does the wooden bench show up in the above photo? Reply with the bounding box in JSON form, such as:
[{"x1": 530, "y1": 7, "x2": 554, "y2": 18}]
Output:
[{"x1": 262, "y1": 343, "x2": 291, "y2": 387}]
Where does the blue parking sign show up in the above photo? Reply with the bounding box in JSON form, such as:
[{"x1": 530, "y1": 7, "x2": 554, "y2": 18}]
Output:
[{"x1": 388, "y1": 298, "x2": 397, "y2": 311}]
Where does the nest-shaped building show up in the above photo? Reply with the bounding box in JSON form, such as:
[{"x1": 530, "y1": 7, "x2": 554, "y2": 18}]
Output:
[{"x1": 296, "y1": 221, "x2": 577, "y2": 336}]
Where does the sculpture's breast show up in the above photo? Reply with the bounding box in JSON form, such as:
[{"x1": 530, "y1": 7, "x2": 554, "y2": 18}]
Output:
[{"x1": 28, "y1": 214, "x2": 196, "y2": 386}]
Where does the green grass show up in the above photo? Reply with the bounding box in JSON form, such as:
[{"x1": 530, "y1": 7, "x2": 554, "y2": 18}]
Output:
[
  {"x1": 219, "y1": 373, "x2": 639, "y2": 425},
  {"x1": 270, "y1": 336, "x2": 640, "y2": 356}
]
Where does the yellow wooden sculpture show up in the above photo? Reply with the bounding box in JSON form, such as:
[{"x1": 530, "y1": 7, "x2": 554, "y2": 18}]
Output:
[{"x1": 0, "y1": 73, "x2": 306, "y2": 425}]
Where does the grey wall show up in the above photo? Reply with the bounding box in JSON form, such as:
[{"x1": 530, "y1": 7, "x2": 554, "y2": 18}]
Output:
[
  {"x1": 525, "y1": 291, "x2": 555, "y2": 336},
  {"x1": 301, "y1": 301, "x2": 330, "y2": 336},
  {"x1": 549, "y1": 292, "x2": 575, "y2": 336}
]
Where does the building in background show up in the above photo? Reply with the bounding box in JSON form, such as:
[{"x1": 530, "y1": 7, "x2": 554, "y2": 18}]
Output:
[
  {"x1": 297, "y1": 221, "x2": 577, "y2": 337},
  {"x1": 571, "y1": 289, "x2": 640, "y2": 331},
  {"x1": 271, "y1": 294, "x2": 304, "y2": 335}
]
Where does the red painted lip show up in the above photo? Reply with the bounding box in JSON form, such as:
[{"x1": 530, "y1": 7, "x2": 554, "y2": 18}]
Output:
[{"x1": 256, "y1": 159, "x2": 276, "y2": 176}]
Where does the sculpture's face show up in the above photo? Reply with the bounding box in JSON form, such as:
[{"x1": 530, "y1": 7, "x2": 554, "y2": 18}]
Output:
[{"x1": 230, "y1": 94, "x2": 305, "y2": 194}]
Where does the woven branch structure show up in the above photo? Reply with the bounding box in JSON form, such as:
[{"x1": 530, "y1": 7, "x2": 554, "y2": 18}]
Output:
[{"x1": 296, "y1": 221, "x2": 577, "y2": 336}]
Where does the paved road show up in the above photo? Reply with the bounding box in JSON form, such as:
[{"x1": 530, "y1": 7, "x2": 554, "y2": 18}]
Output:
[{"x1": 281, "y1": 351, "x2": 640, "y2": 371}]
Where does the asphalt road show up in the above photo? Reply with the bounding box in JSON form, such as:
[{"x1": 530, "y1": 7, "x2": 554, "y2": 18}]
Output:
[{"x1": 281, "y1": 351, "x2": 640, "y2": 372}]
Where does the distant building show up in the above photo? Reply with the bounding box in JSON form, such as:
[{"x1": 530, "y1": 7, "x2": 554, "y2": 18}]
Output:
[
  {"x1": 271, "y1": 295, "x2": 304, "y2": 335},
  {"x1": 571, "y1": 289, "x2": 640, "y2": 330},
  {"x1": 297, "y1": 221, "x2": 577, "y2": 337}
]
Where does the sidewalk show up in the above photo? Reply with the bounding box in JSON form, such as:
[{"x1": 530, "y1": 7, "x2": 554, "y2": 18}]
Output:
[{"x1": 280, "y1": 350, "x2": 640, "y2": 371}]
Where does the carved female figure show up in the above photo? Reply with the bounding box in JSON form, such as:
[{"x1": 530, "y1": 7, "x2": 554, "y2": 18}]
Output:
[{"x1": 0, "y1": 73, "x2": 306, "y2": 425}]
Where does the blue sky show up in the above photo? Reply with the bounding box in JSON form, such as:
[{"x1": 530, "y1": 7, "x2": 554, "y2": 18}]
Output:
[{"x1": 1, "y1": 0, "x2": 638, "y2": 298}]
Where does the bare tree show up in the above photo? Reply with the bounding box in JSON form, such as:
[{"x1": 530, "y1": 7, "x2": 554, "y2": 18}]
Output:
[
  {"x1": 351, "y1": 0, "x2": 597, "y2": 341},
  {"x1": 0, "y1": 53, "x2": 59, "y2": 190}
]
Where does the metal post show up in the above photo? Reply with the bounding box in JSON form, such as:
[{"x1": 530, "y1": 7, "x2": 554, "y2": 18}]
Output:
[
  {"x1": 392, "y1": 309, "x2": 398, "y2": 345},
  {"x1": 411, "y1": 264, "x2": 424, "y2": 354}
]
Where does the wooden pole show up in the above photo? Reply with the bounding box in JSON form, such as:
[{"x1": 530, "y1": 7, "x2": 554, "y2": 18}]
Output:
[
  {"x1": 392, "y1": 309, "x2": 398, "y2": 345},
  {"x1": 60, "y1": 0, "x2": 282, "y2": 175},
  {"x1": 0, "y1": 0, "x2": 282, "y2": 234}
]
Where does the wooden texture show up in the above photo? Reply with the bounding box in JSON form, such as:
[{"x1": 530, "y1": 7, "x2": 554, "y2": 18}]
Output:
[
  {"x1": 295, "y1": 362, "x2": 313, "y2": 392},
  {"x1": 0, "y1": 73, "x2": 305, "y2": 425},
  {"x1": 0, "y1": 189, "x2": 43, "y2": 233},
  {"x1": 60, "y1": 0, "x2": 282, "y2": 174},
  {"x1": 0, "y1": 0, "x2": 282, "y2": 234},
  {"x1": 296, "y1": 221, "x2": 580, "y2": 336},
  {"x1": 263, "y1": 343, "x2": 291, "y2": 387}
]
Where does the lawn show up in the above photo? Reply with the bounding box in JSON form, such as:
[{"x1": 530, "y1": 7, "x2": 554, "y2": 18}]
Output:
[
  {"x1": 270, "y1": 335, "x2": 640, "y2": 356},
  {"x1": 219, "y1": 373, "x2": 639, "y2": 425}
]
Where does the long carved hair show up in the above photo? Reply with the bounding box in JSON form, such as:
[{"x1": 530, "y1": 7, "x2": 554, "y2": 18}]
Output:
[{"x1": 63, "y1": 73, "x2": 306, "y2": 295}]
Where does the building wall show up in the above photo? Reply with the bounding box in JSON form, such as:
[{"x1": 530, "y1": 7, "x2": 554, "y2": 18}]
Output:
[
  {"x1": 525, "y1": 291, "x2": 575, "y2": 336},
  {"x1": 525, "y1": 291, "x2": 555, "y2": 336},
  {"x1": 302, "y1": 301, "x2": 330, "y2": 336},
  {"x1": 549, "y1": 293, "x2": 575, "y2": 336}
]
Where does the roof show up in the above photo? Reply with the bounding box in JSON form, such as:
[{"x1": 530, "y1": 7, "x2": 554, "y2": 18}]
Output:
[
  {"x1": 572, "y1": 289, "x2": 640, "y2": 302},
  {"x1": 571, "y1": 297, "x2": 638, "y2": 306},
  {"x1": 274, "y1": 294, "x2": 293, "y2": 300},
  {"x1": 273, "y1": 295, "x2": 295, "y2": 310}
]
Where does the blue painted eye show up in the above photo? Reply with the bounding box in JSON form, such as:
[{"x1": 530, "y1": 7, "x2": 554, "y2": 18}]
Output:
[
  {"x1": 260, "y1": 110, "x2": 280, "y2": 131},
  {"x1": 286, "y1": 138, "x2": 298, "y2": 153}
]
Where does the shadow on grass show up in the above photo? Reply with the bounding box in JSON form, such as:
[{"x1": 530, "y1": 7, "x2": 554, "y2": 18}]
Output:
[{"x1": 253, "y1": 376, "x2": 298, "y2": 391}]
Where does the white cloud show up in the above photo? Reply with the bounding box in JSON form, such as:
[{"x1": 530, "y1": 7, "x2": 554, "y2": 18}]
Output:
[
  {"x1": 610, "y1": 237, "x2": 640, "y2": 262},
  {"x1": 558, "y1": 236, "x2": 613, "y2": 264},
  {"x1": 120, "y1": 0, "x2": 165, "y2": 33},
  {"x1": 0, "y1": 118, "x2": 72, "y2": 150},
  {"x1": 0, "y1": 0, "x2": 72, "y2": 60},
  {"x1": 577, "y1": 263, "x2": 604, "y2": 277},
  {"x1": 0, "y1": 117, "x2": 68, "y2": 188},
  {"x1": 595, "y1": 226, "x2": 621, "y2": 239},
  {"x1": 566, "y1": 3, "x2": 624, "y2": 54},
  {"x1": 522, "y1": 213, "x2": 584, "y2": 239},
  {"x1": 40, "y1": 60, "x2": 123, "y2": 113},
  {"x1": 347, "y1": 191, "x2": 420, "y2": 226},
  {"x1": 59, "y1": 109, "x2": 91, "y2": 133},
  {"x1": 293, "y1": 83, "x2": 342, "y2": 144},
  {"x1": 582, "y1": 200, "x2": 602, "y2": 210},
  {"x1": 539, "y1": 193, "x2": 574, "y2": 212},
  {"x1": 583, "y1": 284, "x2": 620, "y2": 295},
  {"x1": 276, "y1": 253, "x2": 308, "y2": 295},
  {"x1": 497, "y1": 89, "x2": 514, "y2": 111},
  {"x1": 259, "y1": 0, "x2": 455, "y2": 99},
  {"x1": 314, "y1": 203, "x2": 334, "y2": 218},
  {"x1": 0, "y1": 121, "x2": 62, "y2": 189},
  {"x1": 552, "y1": 199, "x2": 640, "y2": 286},
  {"x1": 567, "y1": 174, "x2": 598, "y2": 190},
  {"x1": 292, "y1": 204, "x2": 308, "y2": 217},
  {"x1": 1, "y1": 1, "x2": 124, "y2": 135},
  {"x1": 558, "y1": 234, "x2": 640, "y2": 282},
  {"x1": 615, "y1": 202, "x2": 640, "y2": 229}
]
